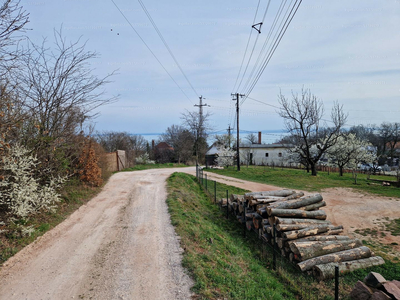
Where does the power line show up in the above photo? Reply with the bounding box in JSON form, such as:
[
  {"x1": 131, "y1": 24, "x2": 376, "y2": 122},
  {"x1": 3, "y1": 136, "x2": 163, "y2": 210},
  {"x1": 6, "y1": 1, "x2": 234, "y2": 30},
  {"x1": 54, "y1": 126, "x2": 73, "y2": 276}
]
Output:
[
  {"x1": 110, "y1": 0, "x2": 193, "y2": 104},
  {"x1": 231, "y1": 0, "x2": 261, "y2": 93},
  {"x1": 240, "y1": 0, "x2": 288, "y2": 96},
  {"x1": 243, "y1": 0, "x2": 303, "y2": 101},
  {"x1": 246, "y1": 96, "x2": 280, "y2": 109},
  {"x1": 235, "y1": 0, "x2": 272, "y2": 92},
  {"x1": 137, "y1": 0, "x2": 199, "y2": 98}
]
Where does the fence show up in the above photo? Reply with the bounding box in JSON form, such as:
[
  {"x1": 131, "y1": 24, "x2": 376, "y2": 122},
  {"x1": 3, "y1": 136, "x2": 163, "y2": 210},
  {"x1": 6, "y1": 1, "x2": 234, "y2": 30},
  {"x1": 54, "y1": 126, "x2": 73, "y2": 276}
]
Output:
[
  {"x1": 196, "y1": 164, "x2": 343, "y2": 300},
  {"x1": 104, "y1": 150, "x2": 126, "y2": 172}
]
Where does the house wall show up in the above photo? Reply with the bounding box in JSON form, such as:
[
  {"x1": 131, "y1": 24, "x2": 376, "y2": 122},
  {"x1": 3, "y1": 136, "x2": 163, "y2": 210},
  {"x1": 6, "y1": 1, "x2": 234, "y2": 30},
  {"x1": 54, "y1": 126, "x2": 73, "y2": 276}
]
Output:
[{"x1": 239, "y1": 147, "x2": 290, "y2": 166}]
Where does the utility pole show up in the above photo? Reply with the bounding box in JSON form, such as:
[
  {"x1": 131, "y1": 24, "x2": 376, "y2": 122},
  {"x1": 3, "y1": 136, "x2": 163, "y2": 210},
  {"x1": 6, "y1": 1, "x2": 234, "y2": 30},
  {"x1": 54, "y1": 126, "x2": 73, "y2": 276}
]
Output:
[
  {"x1": 227, "y1": 125, "x2": 231, "y2": 148},
  {"x1": 231, "y1": 93, "x2": 244, "y2": 171},
  {"x1": 194, "y1": 95, "x2": 208, "y2": 163}
]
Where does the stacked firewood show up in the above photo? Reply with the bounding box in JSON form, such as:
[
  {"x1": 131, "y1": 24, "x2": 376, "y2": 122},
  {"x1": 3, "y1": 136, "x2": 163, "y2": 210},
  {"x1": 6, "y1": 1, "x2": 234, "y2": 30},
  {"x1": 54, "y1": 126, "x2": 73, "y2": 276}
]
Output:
[{"x1": 220, "y1": 189, "x2": 385, "y2": 279}]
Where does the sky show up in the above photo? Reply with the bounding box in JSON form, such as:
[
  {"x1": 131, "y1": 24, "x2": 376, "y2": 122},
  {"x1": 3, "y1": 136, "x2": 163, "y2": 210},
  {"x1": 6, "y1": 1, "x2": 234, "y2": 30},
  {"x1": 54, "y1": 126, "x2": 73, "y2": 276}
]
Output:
[{"x1": 22, "y1": 0, "x2": 400, "y2": 143}]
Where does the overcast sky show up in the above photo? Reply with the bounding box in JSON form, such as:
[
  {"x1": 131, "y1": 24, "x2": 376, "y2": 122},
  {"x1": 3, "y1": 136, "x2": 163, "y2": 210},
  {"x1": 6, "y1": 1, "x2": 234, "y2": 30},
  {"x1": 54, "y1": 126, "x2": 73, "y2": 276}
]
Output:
[{"x1": 22, "y1": 0, "x2": 400, "y2": 143}]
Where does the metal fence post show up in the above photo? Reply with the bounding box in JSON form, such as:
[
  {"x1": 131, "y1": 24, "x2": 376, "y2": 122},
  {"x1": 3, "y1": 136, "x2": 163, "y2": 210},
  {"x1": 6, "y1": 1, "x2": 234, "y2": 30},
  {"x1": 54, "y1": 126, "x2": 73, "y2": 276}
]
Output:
[
  {"x1": 226, "y1": 189, "x2": 229, "y2": 219},
  {"x1": 243, "y1": 206, "x2": 247, "y2": 238},
  {"x1": 214, "y1": 181, "x2": 217, "y2": 203},
  {"x1": 205, "y1": 173, "x2": 207, "y2": 191},
  {"x1": 273, "y1": 224, "x2": 277, "y2": 271},
  {"x1": 335, "y1": 265, "x2": 339, "y2": 300}
]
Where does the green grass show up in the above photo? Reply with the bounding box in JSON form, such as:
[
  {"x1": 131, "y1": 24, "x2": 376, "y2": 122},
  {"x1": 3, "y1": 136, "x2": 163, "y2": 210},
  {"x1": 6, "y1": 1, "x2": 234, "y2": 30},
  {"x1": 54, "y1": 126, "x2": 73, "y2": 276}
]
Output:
[
  {"x1": 167, "y1": 172, "x2": 298, "y2": 299},
  {"x1": 206, "y1": 166, "x2": 400, "y2": 198},
  {"x1": 123, "y1": 163, "x2": 189, "y2": 171},
  {"x1": 168, "y1": 172, "x2": 400, "y2": 299},
  {"x1": 385, "y1": 218, "x2": 400, "y2": 236}
]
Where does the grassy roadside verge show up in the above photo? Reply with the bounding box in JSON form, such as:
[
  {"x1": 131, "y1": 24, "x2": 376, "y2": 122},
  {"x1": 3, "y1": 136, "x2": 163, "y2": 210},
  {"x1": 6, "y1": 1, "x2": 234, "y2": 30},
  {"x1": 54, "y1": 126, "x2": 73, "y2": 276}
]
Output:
[
  {"x1": 167, "y1": 172, "x2": 400, "y2": 299},
  {"x1": 167, "y1": 172, "x2": 298, "y2": 300},
  {"x1": 206, "y1": 166, "x2": 400, "y2": 198},
  {"x1": 123, "y1": 163, "x2": 188, "y2": 171},
  {"x1": 0, "y1": 178, "x2": 103, "y2": 265}
]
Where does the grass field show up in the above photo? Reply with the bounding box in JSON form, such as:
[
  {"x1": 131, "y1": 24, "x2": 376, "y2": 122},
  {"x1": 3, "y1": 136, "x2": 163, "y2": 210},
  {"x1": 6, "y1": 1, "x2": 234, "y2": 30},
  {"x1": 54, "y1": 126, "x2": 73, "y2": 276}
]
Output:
[
  {"x1": 123, "y1": 163, "x2": 188, "y2": 171},
  {"x1": 167, "y1": 172, "x2": 400, "y2": 299},
  {"x1": 206, "y1": 166, "x2": 400, "y2": 198}
]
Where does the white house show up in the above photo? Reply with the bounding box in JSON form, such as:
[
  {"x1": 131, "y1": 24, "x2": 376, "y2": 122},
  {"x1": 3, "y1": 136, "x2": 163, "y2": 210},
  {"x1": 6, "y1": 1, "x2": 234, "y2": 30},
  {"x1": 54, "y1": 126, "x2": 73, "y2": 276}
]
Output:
[{"x1": 239, "y1": 143, "x2": 292, "y2": 166}]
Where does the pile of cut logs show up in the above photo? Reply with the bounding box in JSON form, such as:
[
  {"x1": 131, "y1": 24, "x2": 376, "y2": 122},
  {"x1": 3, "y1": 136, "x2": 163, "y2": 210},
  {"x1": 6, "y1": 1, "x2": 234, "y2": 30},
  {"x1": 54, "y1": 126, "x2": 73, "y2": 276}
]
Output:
[{"x1": 220, "y1": 189, "x2": 385, "y2": 280}]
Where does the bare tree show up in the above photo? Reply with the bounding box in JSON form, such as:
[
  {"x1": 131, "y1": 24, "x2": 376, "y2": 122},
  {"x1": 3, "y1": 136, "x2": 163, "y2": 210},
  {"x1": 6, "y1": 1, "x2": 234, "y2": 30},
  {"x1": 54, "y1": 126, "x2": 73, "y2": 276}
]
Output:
[
  {"x1": 181, "y1": 109, "x2": 212, "y2": 163},
  {"x1": 96, "y1": 131, "x2": 146, "y2": 167},
  {"x1": 0, "y1": 0, "x2": 29, "y2": 76},
  {"x1": 245, "y1": 133, "x2": 258, "y2": 144},
  {"x1": 161, "y1": 124, "x2": 194, "y2": 164},
  {"x1": 12, "y1": 28, "x2": 117, "y2": 177},
  {"x1": 278, "y1": 88, "x2": 347, "y2": 176}
]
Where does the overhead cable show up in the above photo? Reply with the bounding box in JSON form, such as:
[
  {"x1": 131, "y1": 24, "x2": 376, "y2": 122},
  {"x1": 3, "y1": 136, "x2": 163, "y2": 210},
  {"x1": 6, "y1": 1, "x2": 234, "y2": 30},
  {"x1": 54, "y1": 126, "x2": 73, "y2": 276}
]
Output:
[{"x1": 110, "y1": 0, "x2": 193, "y2": 104}]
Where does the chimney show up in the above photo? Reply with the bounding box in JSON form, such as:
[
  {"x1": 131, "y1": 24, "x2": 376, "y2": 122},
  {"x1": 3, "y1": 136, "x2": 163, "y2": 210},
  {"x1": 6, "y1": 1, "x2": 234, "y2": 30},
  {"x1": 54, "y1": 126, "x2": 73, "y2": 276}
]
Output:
[
  {"x1": 258, "y1": 132, "x2": 262, "y2": 144},
  {"x1": 152, "y1": 139, "x2": 155, "y2": 149}
]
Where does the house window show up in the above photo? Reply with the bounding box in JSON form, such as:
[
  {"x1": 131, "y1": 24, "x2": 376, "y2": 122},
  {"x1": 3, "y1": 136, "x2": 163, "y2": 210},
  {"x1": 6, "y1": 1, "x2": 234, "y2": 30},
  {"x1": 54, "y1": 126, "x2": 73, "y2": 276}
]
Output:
[
  {"x1": 265, "y1": 153, "x2": 269, "y2": 157},
  {"x1": 278, "y1": 152, "x2": 282, "y2": 157}
]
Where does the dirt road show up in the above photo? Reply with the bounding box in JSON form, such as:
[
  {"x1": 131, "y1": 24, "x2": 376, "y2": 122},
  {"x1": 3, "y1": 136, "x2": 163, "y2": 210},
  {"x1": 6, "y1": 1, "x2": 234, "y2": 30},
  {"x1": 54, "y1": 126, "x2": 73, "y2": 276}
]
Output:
[{"x1": 0, "y1": 168, "x2": 194, "y2": 300}]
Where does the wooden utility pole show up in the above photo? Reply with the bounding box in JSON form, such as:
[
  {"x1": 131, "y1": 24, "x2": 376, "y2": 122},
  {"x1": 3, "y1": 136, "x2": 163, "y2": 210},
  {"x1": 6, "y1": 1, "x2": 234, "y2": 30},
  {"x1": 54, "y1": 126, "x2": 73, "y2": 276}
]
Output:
[
  {"x1": 227, "y1": 125, "x2": 231, "y2": 148},
  {"x1": 231, "y1": 93, "x2": 244, "y2": 171},
  {"x1": 194, "y1": 95, "x2": 208, "y2": 163}
]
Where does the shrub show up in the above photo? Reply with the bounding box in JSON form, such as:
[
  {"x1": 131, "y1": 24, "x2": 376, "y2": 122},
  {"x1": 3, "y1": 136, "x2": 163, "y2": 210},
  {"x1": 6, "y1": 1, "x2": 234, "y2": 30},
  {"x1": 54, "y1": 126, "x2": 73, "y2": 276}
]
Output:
[
  {"x1": 135, "y1": 153, "x2": 155, "y2": 164},
  {"x1": 0, "y1": 144, "x2": 66, "y2": 222}
]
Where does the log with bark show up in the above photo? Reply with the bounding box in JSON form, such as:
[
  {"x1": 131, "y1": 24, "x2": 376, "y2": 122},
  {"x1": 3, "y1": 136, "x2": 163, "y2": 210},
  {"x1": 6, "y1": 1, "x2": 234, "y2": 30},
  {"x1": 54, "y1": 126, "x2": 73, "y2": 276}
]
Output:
[
  {"x1": 297, "y1": 246, "x2": 372, "y2": 272},
  {"x1": 287, "y1": 235, "x2": 351, "y2": 246},
  {"x1": 273, "y1": 194, "x2": 323, "y2": 210},
  {"x1": 276, "y1": 222, "x2": 332, "y2": 232},
  {"x1": 312, "y1": 256, "x2": 385, "y2": 281},
  {"x1": 275, "y1": 217, "x2": 332, "y2": 225},
  {"x1": 301, "y1": 201, "x2": 326, "y2": 211},
  {"x1": 267, "y1": 208, "x2": 327, "y2": 220},
  {"x1": 289, "y1": 239, "x2": 363, "y2": 261},
  {"x1": 282, "y1": 225, "x2": 340, "y2": 240},
  {"x1": 244, "y1": 190, "x2": 296, "y2": 200},
  {"x1": 252, "y1": 213, "x2": 263, "y2": 229}
]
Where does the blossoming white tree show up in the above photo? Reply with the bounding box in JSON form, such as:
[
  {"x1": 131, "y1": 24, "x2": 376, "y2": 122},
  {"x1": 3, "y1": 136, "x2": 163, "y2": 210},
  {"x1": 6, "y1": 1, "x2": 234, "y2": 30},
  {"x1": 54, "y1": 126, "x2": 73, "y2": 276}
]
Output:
[
  {"x1": 216, "y1": 146, "x2": 235, "y2": 168},
  {"x1": 326, "y1": 133, "x2": 375, "y2": 180}
]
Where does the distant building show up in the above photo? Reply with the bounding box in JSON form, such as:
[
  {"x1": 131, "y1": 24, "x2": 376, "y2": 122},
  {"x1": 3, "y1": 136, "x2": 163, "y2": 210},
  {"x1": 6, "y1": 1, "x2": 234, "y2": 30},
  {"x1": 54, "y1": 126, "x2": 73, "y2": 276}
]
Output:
[
  {"x1": 205, "y1": 143, "x2": 221, "y2": 166},
  {"x1": 239, "y1": 143, "x2": 292, "y2": 166},
  {"x1": 154, "y1": 142, "x2": 175, "y2": 163}
]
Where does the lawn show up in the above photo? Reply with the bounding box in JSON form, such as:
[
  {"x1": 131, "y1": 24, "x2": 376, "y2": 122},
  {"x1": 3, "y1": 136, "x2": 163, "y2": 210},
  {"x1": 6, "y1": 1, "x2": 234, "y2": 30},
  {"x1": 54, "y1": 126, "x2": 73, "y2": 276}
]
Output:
[{"x1": 206, "y1": 166, "x2": 400, "y2": 198}]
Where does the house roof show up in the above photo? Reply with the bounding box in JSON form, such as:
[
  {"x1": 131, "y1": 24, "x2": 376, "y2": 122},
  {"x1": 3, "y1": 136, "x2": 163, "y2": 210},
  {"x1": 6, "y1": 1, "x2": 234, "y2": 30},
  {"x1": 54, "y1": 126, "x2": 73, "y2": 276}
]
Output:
[
  {"x1": 206, "y1": 144, "x2": 219, "y2": 156},
  {"x1": 239, "y1": 143, "x2": 292, "y2": 149},
  {"x1": 155, "y1": 142, "x2": 174, "y2": 151}
]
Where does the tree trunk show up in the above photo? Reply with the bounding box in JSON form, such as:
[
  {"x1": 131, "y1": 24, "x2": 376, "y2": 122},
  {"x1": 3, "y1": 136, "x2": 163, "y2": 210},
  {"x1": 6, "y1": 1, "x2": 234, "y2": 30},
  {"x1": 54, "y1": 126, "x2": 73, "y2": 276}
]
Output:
[
  {"x1": 301, "y1": 201, "x2": 326, "y2": 211},
  {"x1": 311, "y1": 162, "x2": 317, "y2": 176},
  {"x1": 290, "y1": 239, "x2": 363, "y2": 261},
  {"x1": 273, "y1": 194, "x2": 323, "y2": 210},
  {"x1": 275, "y1": 217, "x2": 331, "y2": 225},
  {"x1": 312, "y1": 256, "x2": 385, "y2": 281},
  {"x1": 267, "y1": 208, "x2": 327, "y2": 220},
  {"x1": 244, "y1": 190, "x2": 296, "y2": 199},
  {"x1": 277, "y1": 223, "x2": 334, "y2": 232},
  {"x1": 339, "y1": 166, "x2": 344, "y2": 176},
  {"x1": 282, "y1": 225, "x2": 334, "y2": 240},
  {"x1": 297, "y1": 246, "x2": 372, "y2": 272},
  {"x1": 287, "y1": 235, "x2": 351, "y2": 247}
]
